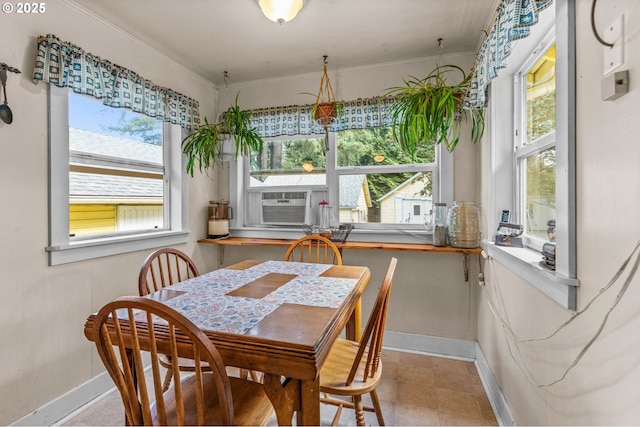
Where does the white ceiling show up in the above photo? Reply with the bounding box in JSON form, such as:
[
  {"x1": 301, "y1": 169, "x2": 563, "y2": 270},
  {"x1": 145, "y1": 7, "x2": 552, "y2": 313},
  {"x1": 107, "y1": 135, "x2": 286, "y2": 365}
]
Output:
[{"x1": 73, "y1": 0, "x2": 499, "y2": 86}]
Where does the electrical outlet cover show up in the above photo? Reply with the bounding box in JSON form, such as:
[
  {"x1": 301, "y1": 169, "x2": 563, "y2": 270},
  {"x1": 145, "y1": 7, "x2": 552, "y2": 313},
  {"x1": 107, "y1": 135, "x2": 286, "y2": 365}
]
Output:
[{"x1": 603, "y1": 14, "x2": 624, "y2": 75}]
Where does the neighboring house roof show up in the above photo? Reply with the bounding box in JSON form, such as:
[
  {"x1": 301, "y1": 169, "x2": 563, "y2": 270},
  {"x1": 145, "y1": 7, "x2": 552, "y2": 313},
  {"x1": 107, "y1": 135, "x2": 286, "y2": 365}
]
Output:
[
  {"x1": 377, "y1": 172, "x2": 430, "y2": 203},
  {"x1": 251, "y1": 174, "x2": 326, "y2": 186},
  {"x1": 70, "y1": 172, "x2": 163, "y2": 199},
  {"x1": 69, "y1": 127, "x2": 163, "y2": 164},
  {"x1": 69, "y1": 128, "x2": 163, "y2": 201},
  {"x1": 249, "y1": 176, "x2": 265, "y2": 187},
  {"x1": 339, "y1": 174, "x2": 368, "y2": 208}
]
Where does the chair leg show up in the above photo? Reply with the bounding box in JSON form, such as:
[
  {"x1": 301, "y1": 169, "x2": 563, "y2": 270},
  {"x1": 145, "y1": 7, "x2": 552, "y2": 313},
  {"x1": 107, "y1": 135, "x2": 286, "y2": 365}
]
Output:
[
  {"x1": 370, "y1": 389, "x2": 385, "y2": 426},
  {"x1": 238, "y1": 369, "x2": 261, "y2": 382},
  {"x1": 249, "y1": 370, "x2": 262, "y2": 383},
  {"x1": 161, "y1": 366, "x2": 173, "y2": 392},
  {"x1": 353, "y1": 395, "x2": 365, "y2": 426},
  {"x1": 330, "y1": 403, "x2": 344, "y2": 427}
]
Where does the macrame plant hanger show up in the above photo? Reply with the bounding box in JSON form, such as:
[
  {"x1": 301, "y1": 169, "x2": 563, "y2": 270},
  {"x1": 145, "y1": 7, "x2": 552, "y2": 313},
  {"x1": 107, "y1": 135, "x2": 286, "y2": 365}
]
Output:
[{"x1": 313, "y1": 55, "x2": 339, "y2": 151}]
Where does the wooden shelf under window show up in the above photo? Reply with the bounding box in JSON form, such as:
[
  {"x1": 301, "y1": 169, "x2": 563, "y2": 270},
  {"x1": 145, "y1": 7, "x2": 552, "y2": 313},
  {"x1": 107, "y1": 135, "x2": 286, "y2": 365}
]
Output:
[
  {"x1": 198, "y1": 237, "x2": 482, "y2": 281},
  {"x1": 198, "y1": 237, "x2": 481, "y2": 254}
]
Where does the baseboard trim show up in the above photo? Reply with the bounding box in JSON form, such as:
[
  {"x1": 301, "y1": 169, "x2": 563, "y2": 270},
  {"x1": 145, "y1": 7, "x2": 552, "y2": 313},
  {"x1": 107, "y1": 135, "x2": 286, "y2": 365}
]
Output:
[
  {"x1": 11, "y1": 371, "x2": 115, "y2": 426},
  {"x1": 384, "y1": 330, "x2": 477, "y2": 359},
  {"x1": 475, "y1": 342, "x2": 516, "y2": 426},
  {"x1": 13, "y1": 333, "x2": 514, "y2": 426}
]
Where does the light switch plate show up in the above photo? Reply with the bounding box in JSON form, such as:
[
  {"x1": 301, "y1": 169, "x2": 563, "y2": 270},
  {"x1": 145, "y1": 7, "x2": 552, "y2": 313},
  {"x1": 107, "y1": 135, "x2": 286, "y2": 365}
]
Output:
[{"x1": 603, "y1": 14, "x2": 624, "y2": 75}]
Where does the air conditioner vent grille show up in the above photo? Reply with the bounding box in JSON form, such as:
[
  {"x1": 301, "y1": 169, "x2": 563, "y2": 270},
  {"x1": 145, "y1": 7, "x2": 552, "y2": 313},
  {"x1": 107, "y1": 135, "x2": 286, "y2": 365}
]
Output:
[
  {"x1": 261, "y1": 191, "x2": 308, "y2": 200},
  {"x1": 260, "y1": 190, "x2": 310, "y2": 225}
]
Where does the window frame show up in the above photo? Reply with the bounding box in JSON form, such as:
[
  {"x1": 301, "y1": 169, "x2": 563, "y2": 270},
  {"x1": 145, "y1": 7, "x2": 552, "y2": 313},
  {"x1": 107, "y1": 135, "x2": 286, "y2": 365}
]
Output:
[
  {"x1": 229, "y1": 129, "x2": 453, "y2": 243},
  {"x1": 248, "y1": 134, "x2": 328, "y2": 187},
  {"x1": 47, "y1": 86, "x2": 189, "y2": 266},
  {"x1": 514, "y1": 34, "x2": 557, "y2": 252},
  {"x1": 485, "y1": 0, "x2": 578, "y2": 310}
]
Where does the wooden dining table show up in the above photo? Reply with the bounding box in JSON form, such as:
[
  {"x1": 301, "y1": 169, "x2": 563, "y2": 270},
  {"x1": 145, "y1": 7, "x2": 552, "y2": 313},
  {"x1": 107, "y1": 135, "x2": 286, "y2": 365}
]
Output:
[{"x1": 83, "y1": 259, "x2": 371, "y2": 425}]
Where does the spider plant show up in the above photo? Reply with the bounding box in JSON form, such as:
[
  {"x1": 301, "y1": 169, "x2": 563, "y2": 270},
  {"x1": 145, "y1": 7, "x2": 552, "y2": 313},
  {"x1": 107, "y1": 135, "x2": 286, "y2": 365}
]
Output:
[
  {"x1": 387, "y1": 64, "x2": 485, "y2": 159},
  {"x1": 182, "y1": 93, "x2": 263, "y2": 176}
]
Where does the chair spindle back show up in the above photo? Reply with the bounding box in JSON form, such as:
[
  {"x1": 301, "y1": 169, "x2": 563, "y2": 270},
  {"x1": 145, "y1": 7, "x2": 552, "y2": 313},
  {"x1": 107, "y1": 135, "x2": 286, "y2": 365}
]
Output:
[
  {"x1": 284, "y1": 235, "x2": 343, "y2": 265},
  {"x1": 139, "y1": 248, "x2": 200, "y2": 296},
  {"x1": 93, "y1": 296, "x2": 234, "y2": 426},
  {"x1": 346, "y1": 257, "x2": 397, "y2": 385}
]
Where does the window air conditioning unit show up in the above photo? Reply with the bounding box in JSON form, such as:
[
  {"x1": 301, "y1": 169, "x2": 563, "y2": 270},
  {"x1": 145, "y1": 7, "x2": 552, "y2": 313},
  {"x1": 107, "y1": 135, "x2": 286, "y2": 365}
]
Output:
[{"x1": 260, "y1": 191, "x2": 310, "y2": 225}]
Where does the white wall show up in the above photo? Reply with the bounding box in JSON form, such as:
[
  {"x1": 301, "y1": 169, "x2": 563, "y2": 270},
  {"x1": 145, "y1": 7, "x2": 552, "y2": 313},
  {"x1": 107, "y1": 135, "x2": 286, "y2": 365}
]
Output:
[
  {"x1": 218, "y1": 52, "x2": 476, "y2": 109},
  {"x1": 0, "y1": 1, "x2": 219, "y2": 424},
  {"x1": 478, "y1": 0, "x2": 640, "y2": 424},
  {"x1": 216, "y1": 53, "x2": 482, "y2": 351},
  {"x1": 0, "y1": 2, "x2": 508, "y2": 424}
]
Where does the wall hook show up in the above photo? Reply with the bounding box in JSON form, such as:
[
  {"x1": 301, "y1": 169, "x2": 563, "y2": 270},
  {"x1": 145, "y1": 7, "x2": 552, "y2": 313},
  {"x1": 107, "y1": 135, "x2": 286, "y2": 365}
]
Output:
[{"x1": 0, "y1": 63, "x2": 21, "y2": 74}]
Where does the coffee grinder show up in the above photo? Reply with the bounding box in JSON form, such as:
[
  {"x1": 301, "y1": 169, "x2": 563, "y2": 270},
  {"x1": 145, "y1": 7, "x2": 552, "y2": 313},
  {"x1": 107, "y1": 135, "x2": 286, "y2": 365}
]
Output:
[{"x1": 208, "y1": 200, "x2": 232, "y2": 239}]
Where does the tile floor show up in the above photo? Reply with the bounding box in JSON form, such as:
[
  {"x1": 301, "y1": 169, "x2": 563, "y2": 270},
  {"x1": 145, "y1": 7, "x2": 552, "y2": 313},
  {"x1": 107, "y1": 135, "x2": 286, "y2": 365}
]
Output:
[{"x1": 58, "y1": 349, "x2": 498, "y2": 426}]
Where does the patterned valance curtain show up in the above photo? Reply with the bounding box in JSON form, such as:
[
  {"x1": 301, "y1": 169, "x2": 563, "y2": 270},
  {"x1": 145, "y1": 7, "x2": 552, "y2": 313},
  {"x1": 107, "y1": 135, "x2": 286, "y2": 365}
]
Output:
[
  {"x1": 466, "y1": 0, "x2": 553, "y2": 109},
  {"x1": 33, "y1": 33, "x2": 200, "y2": 129},
  {"x1": 247, "y1": 95, "x2": 396, "y2": 138}
]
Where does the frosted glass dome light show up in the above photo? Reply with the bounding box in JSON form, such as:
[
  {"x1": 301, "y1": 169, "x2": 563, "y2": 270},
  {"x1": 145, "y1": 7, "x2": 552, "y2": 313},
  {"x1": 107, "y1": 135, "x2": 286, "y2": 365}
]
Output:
[{"x1": 258, "y1": 0, "x2": 304, "y2": 24}]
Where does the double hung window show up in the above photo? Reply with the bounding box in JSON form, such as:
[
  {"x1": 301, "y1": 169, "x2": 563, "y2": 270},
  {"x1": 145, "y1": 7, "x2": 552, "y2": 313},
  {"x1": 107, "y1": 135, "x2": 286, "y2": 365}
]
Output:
[
  {"x1": 236, "y1": 125, "x2": 448, "y2": 241},
  {"x1": 486, "y1": 0, "x2": 578, "y2": 309},
  {"x1": 67, "y1": 92, "x2": 165, "y2": 238},
  {"x1": 48, "y1": 87, "x2": 189, "y2": 265},
  {"x1": 515, "y1": 41, "x2": 557, "y2": 250}
]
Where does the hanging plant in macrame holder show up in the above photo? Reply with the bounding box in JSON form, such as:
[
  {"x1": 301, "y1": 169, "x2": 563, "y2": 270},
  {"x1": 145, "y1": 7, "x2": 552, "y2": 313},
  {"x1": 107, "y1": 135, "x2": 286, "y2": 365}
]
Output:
[{"x1": 311, "y1": 56, "x2": 342, "y2": 150}]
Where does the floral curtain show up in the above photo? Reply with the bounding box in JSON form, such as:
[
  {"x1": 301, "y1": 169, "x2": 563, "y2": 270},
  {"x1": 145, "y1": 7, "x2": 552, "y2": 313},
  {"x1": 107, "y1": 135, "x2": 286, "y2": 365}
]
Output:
[
  {"x1": 247, "y1": 95, "x2": 396, "y2": 138},
  {"x1": 466, "y1": 0, "x2": 553, "y2": 109},
  {"x1": 33, "y1": 33, "x2": 200, "y2": 130}
]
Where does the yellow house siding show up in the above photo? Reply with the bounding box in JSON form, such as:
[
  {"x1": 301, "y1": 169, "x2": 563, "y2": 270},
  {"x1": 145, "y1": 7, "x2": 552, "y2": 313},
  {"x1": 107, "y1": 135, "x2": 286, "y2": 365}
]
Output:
[
  {"x1": 70, "y1": 204, "x2": 164, "y2": 236},
  {"x1": 70, "y1": 204, "x2": 116, "y2": 236}
]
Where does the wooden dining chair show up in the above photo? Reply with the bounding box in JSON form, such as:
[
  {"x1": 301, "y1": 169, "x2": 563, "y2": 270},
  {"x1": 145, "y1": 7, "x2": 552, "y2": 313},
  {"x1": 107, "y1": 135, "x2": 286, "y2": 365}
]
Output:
[
  {"x1": 93, "y1": 296, "x2": 274, "y2": 426},
  {"x1": 138, "y1": 248, "x2": 204, "y2": 391},
  {"x1": 138, "y1": 247, "x2": 259, "y2": 389},
  {"x1": 284, "y1": 235, "x2": 343, "y2": 265},
  {"x1": 138, "y1": 247, "x2": 200, "y2": 296},
  {"x1": 319, "y1": 257, "x2": 398, "y2": 426}
]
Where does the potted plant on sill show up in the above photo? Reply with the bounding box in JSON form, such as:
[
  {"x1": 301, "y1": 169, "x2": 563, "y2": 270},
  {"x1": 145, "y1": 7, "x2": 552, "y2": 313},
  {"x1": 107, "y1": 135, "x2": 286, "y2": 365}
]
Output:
[
  {"x1": 386, "y1": 64, "x2": 485, "y2": 159},
  {"x1": 181, "y1": 93, "x2": 264, "y2": 176}
]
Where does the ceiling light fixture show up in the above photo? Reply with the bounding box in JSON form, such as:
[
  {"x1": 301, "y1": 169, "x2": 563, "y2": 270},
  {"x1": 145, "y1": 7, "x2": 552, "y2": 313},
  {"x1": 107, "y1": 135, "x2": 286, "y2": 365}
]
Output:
[{"x1": 258, "y1": 0, "x2": 304, "y2": 24}]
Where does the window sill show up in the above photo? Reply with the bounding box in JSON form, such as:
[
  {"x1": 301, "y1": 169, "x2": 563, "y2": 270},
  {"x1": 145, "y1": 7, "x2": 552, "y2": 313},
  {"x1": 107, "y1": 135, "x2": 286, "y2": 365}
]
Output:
[
  {"x1": 46, "y1": 230, "x2": 190, "y2": 265},
  {"x1": 484, "y1": 240, "x2": 579, "y2": 310}
]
